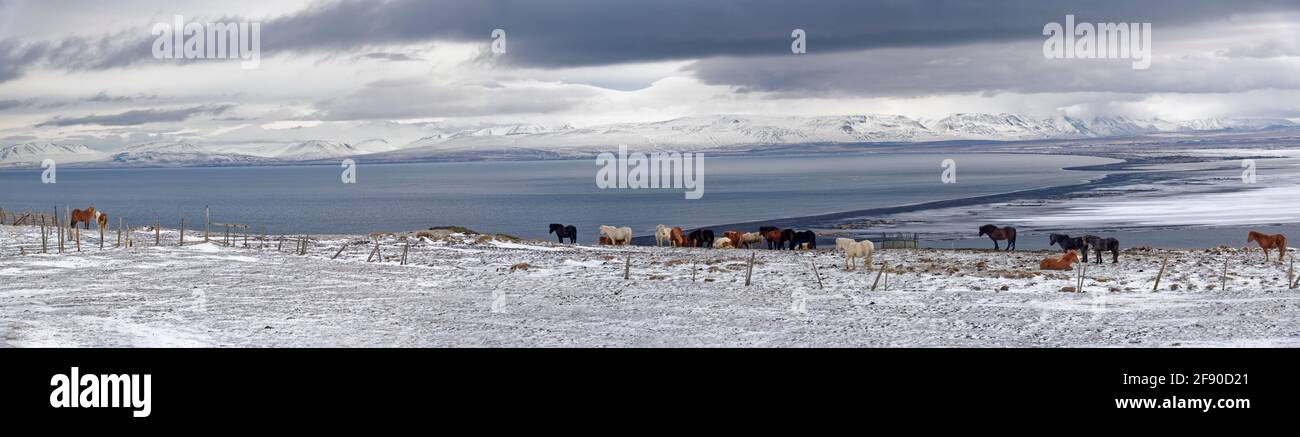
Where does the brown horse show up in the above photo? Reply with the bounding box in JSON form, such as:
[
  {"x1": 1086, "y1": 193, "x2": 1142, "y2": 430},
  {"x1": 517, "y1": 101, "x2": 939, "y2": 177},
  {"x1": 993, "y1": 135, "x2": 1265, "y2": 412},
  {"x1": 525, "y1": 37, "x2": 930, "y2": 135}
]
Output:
[
  {"x1": 978, "y1": 224, "x2": 1017, "y2": 251},
  {"x1": 96, "y1": 211, "x2": 108, "y2": 231},
  {"x1": 70, "y1": 206, "x2": 97, "y2": 230},
  {"x1": 762, "y1": 229, "x2": 787, "y2": 250},
  {"x1": 1247, "y1": 231, "x2": 1288, "y2": 263},
  {"x1": 670, "y1": 227, "x2": 686, "y2": 247},
  {"x1": 1039, "y1": 251, "x2": 1079, "y2": 270},
  {"x1": 723, "y1": 231, "x2": 742, "y2": 247}
]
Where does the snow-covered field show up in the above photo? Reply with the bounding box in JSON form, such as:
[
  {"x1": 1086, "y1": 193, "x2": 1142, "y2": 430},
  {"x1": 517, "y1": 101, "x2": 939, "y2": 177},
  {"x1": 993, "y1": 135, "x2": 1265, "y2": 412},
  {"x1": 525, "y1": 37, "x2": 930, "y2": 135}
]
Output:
[{"x1": 1, "y1": 224, "x2": 1297, "y2": 347}]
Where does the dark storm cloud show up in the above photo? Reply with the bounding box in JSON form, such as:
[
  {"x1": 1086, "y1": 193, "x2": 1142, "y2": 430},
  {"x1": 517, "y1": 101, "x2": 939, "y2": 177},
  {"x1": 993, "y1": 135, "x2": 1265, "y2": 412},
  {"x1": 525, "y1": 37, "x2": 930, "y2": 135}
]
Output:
[
  {"x1": 35, "y1": 104, "x2": 233, "y2": 127},
  {"x1": 1, "y1": 0, "x2": 1297, "y2": 82}
]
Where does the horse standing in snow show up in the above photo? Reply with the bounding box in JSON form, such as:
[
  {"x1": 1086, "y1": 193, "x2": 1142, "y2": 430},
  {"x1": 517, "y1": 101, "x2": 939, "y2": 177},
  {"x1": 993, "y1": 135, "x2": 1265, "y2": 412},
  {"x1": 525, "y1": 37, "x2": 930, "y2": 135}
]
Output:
[
  {"x1": 1049, "y1": 233, "x2": 1091, "y2": 261},
  {"x1": 670, "y1": 227, "x2": 686, "y2": 247},
  {"x1": 687, "y1": 229, "x2": 715, "y2": 248},
  {"x1": 1083, "y1": 235, "x2": 1121, "y2": 264},
  {"x1": 739, "y1": 232, "x2": 763, "y2": 249},
  {"x1": 599, "y1": 225, "x2": 633, "y2": 246},
  {"x1": 548, "y1": 223, "x2": 577, "y2": 244},
  {"x1": 835, "y1": 238, "x2": 874, "y2": 271},
  {"x1": 978, "y1": 225, "x2": 1017, "y2": 251},
  {"x1": 70, "y1": 206, "x2": 97, "y2": 230},
  {"x1": 655, "y1": 224, "x2": 673, "y2": 247},
  {"x1": 1247, "y1": 231, "x2": 1288, "y2": 263},
  {"x1": 790, "y1": 230, "x2": 817, "y2": 250}
]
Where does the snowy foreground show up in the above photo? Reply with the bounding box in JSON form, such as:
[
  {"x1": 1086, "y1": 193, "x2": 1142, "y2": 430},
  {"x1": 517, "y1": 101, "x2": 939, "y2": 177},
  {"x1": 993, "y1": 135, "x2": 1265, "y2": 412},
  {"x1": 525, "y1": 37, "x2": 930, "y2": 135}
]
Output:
[{"x1": 1, "y1": 224, "x2": 1297, "y2": 347}]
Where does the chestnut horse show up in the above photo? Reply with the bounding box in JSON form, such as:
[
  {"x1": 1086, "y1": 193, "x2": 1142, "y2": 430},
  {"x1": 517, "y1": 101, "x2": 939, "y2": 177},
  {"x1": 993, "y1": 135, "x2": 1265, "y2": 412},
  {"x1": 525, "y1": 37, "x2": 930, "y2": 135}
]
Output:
[
  {"x1": 670, "y1": 227, "x2": 686, "y2": 247},
  {"x1": 1039, "y1": 251, "x2": 1079, "y2": 270},
  {"x1": 978, "y1": 224, "x2": 1017, "y2": 251},
  {"x1": 1247, "y1": 231, "x2": 1288, "y2": 263},
  {"x1": 70, "y1": 206, "x2": 98, "y2": 230},
  {"x1": 723, "y1": 231, "x2": 742, "y2": 248}
]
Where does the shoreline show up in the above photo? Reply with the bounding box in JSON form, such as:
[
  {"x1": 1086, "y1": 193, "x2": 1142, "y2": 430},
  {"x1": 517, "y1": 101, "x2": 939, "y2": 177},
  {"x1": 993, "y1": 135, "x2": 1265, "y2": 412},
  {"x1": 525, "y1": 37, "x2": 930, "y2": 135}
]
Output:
[{"x1": 634, "y1": 154, "x2": 1258, "y2": 245}]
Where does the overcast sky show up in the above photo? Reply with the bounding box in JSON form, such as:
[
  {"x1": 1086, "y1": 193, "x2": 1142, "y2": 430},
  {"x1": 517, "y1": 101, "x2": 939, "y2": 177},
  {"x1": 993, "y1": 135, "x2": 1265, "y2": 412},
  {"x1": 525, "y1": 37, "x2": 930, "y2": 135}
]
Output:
[{"x1": 0, "y1": 0, "x2": 1297, "y2": 150}]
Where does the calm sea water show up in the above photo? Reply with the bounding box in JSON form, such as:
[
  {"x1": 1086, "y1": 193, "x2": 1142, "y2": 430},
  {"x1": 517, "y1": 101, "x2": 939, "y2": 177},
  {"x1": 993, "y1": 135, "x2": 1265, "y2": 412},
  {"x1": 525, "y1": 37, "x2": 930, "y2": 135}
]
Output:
[{"x1": 0, "y1": 153, "x2": 1114, "y2": 241}]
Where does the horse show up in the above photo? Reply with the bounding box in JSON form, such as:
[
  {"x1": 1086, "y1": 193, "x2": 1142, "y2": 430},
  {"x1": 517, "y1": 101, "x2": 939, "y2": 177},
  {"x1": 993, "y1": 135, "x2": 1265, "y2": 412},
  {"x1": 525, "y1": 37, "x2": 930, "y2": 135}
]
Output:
[
  {"x1": 739, "y1": 232, "x2": 763, "y2": 249},
  {"x1": 762, "y1": 229, "x2": 782, "y2": 249},
  {"x1": 655, "y1": 224, "x2": 672, "y2": 247},
  {"x1": 70, "y1": 206, "x2": 97, "y2": 230},
  {"x1": 687, "y1": 229, "x2": 715, "y2": 248},
  {"x1": 670, "y1": 227, "x2": 686, "y2": 247},
  {"x1": 714, "y1": 237, "x2": 734, "y2": 248},
  {"x1": 1247, "y1": 231, "x2": 1288, "y2": 263},
  {"x1": 723, "y1": 231, "x2": 742, "y2": 247},
  {"x1": 835, "y1": 238, "x2": 874, "y2": 271},
  {"x1": 95, "y1": 211, "x2": 108, "y2": 232},
  {"x1": 598, "y1": 236, "x2": 613, "y2": 245},
  {"x1": 978, "y1": 225, "x2": 1017, "y2": 251},
  {"x1": 1083, "y1": 235, "x2": 1120, "y2": 264},
  {"x1": 548, "y1": 223, "x2": 577, "y2": 244},
  {"x1": 1039, "y1": 251, "x2": 1079, "y2": 270},
  {"x1": 790, "y1": 230, "x2": 817, "y2": 250},
  {"x1": 1049, "y1": 233, "x2": 1091, "y2": 262},
  {"x1": 599, "y1": 225, "x2": 633, "y2": 246}
]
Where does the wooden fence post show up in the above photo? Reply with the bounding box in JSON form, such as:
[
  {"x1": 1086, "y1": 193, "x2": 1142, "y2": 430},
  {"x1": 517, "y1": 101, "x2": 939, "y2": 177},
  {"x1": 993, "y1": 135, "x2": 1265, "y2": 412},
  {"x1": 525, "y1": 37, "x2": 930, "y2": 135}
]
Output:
[
  {"x1": 1221, "y1": 258, "x2": 1229, "y2": 291},
  {"x1": 40, "y1": 216, "x2": 48, "y2": 253},
  {"x1": 624, "y1": 254, "x2": 631, "y2": 280},
  {"x1": 1152, "y1": 256, "x2": 1168, "y2": 292},
  {"x1": 745, "y1": 253, "x2": 755, "y2": 286},
  {"x1": 367, "y1": 239, "x2": 380, "y2": 262},
  {"x1": 155, "y1": 220, "x2": 160, "y2": 246},
  {"x1": 1288, "y1": 256, "x2": 1294, "y2": 290},
  {"x1": 74, "y1": 227, "x2": 80, "y2": 252},
  {"x1": 117, "y1": 217, "x2": 122, "y2": 248},
  {"x1": 179, "y1": 217, "x2": 185, "y2": 246},
  {"x1": 401, "y1": 243, "x2": 409, "y2": 265},
  {"x1": 871, "y1": 262, "x2": 888, "y2": 291},
  {"x1": 691, "y1": 257, "x2": 697, "y2": 282},
  {"x1": 243, "y1": 225, "x2": 248, "y2": 248},
  {"x1": 332, "y1": 242, "x2": 349, "y2": 260},
  {"x1": 99, "y1": 221, "x2": 104, "y2": 250},
  {"x1": 56, "y1": 207, "x2": 63, "y2": 254},
  {"x1": 810, "y1": 258, "x2": 823, "y2": 290},
  {"x1": 204, "y1": 206, "x2": 210, "y2": 242}
]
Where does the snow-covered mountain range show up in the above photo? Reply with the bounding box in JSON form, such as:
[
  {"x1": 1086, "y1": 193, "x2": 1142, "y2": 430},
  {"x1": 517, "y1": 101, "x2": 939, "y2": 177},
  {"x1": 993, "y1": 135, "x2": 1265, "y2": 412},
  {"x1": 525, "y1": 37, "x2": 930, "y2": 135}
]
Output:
[
  {"x1": 0, "y1": 141, "x2": 104, "y2": 165},
  {"x1": 2, "y1": 114, "x2": 1295, "y2": 168}
]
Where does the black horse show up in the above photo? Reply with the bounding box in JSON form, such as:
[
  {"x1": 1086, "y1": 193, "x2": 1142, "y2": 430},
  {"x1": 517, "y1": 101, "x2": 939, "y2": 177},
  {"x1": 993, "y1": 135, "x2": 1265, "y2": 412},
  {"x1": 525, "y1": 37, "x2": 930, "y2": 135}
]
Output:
[
  {"x1": 1048, "y1": 233, "x2": 1086, "y2": 257},
  {"x1": 548, "y1": 223, "x2": 577, "y2": 244},
  {"x1": 1083, "y1": 235, "x2": 1120, "y2": 264},
  {"x1": 688, "y1": 229, "x2": 716, "y2": 248},
  {"x1": 978, "y1": 225, "x2": 1017, "y2": 251},
  {"x1": 790, "y1": 230, "x2": 817, "y2": 250}
]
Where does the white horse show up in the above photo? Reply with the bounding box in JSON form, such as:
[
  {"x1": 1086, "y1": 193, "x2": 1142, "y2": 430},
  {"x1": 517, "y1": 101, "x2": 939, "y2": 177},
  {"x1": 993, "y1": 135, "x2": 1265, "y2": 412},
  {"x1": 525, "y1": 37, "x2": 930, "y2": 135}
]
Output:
[
  {"x1": 714, "y1": 237, "x2": 733, "y2": 249},
  {"x1": 740, "y1": 232, "x2": 763, "y2": 249},
  {"x1": 655, "y1": 224, "x2": 672, "y2": 247},
  {"x1": 600, "y1": 225, "x2": 633, "y2": 246},
  {"x1": 836, "y1": 238, "x2": 874, "y2": 271}
]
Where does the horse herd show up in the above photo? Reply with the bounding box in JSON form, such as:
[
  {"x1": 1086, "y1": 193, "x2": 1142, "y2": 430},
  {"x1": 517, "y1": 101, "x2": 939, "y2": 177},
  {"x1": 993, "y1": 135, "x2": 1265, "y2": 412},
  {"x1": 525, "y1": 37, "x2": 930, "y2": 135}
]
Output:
[{"x1": 553, "y1": 222, "x2": 1292, "y2": 272}]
